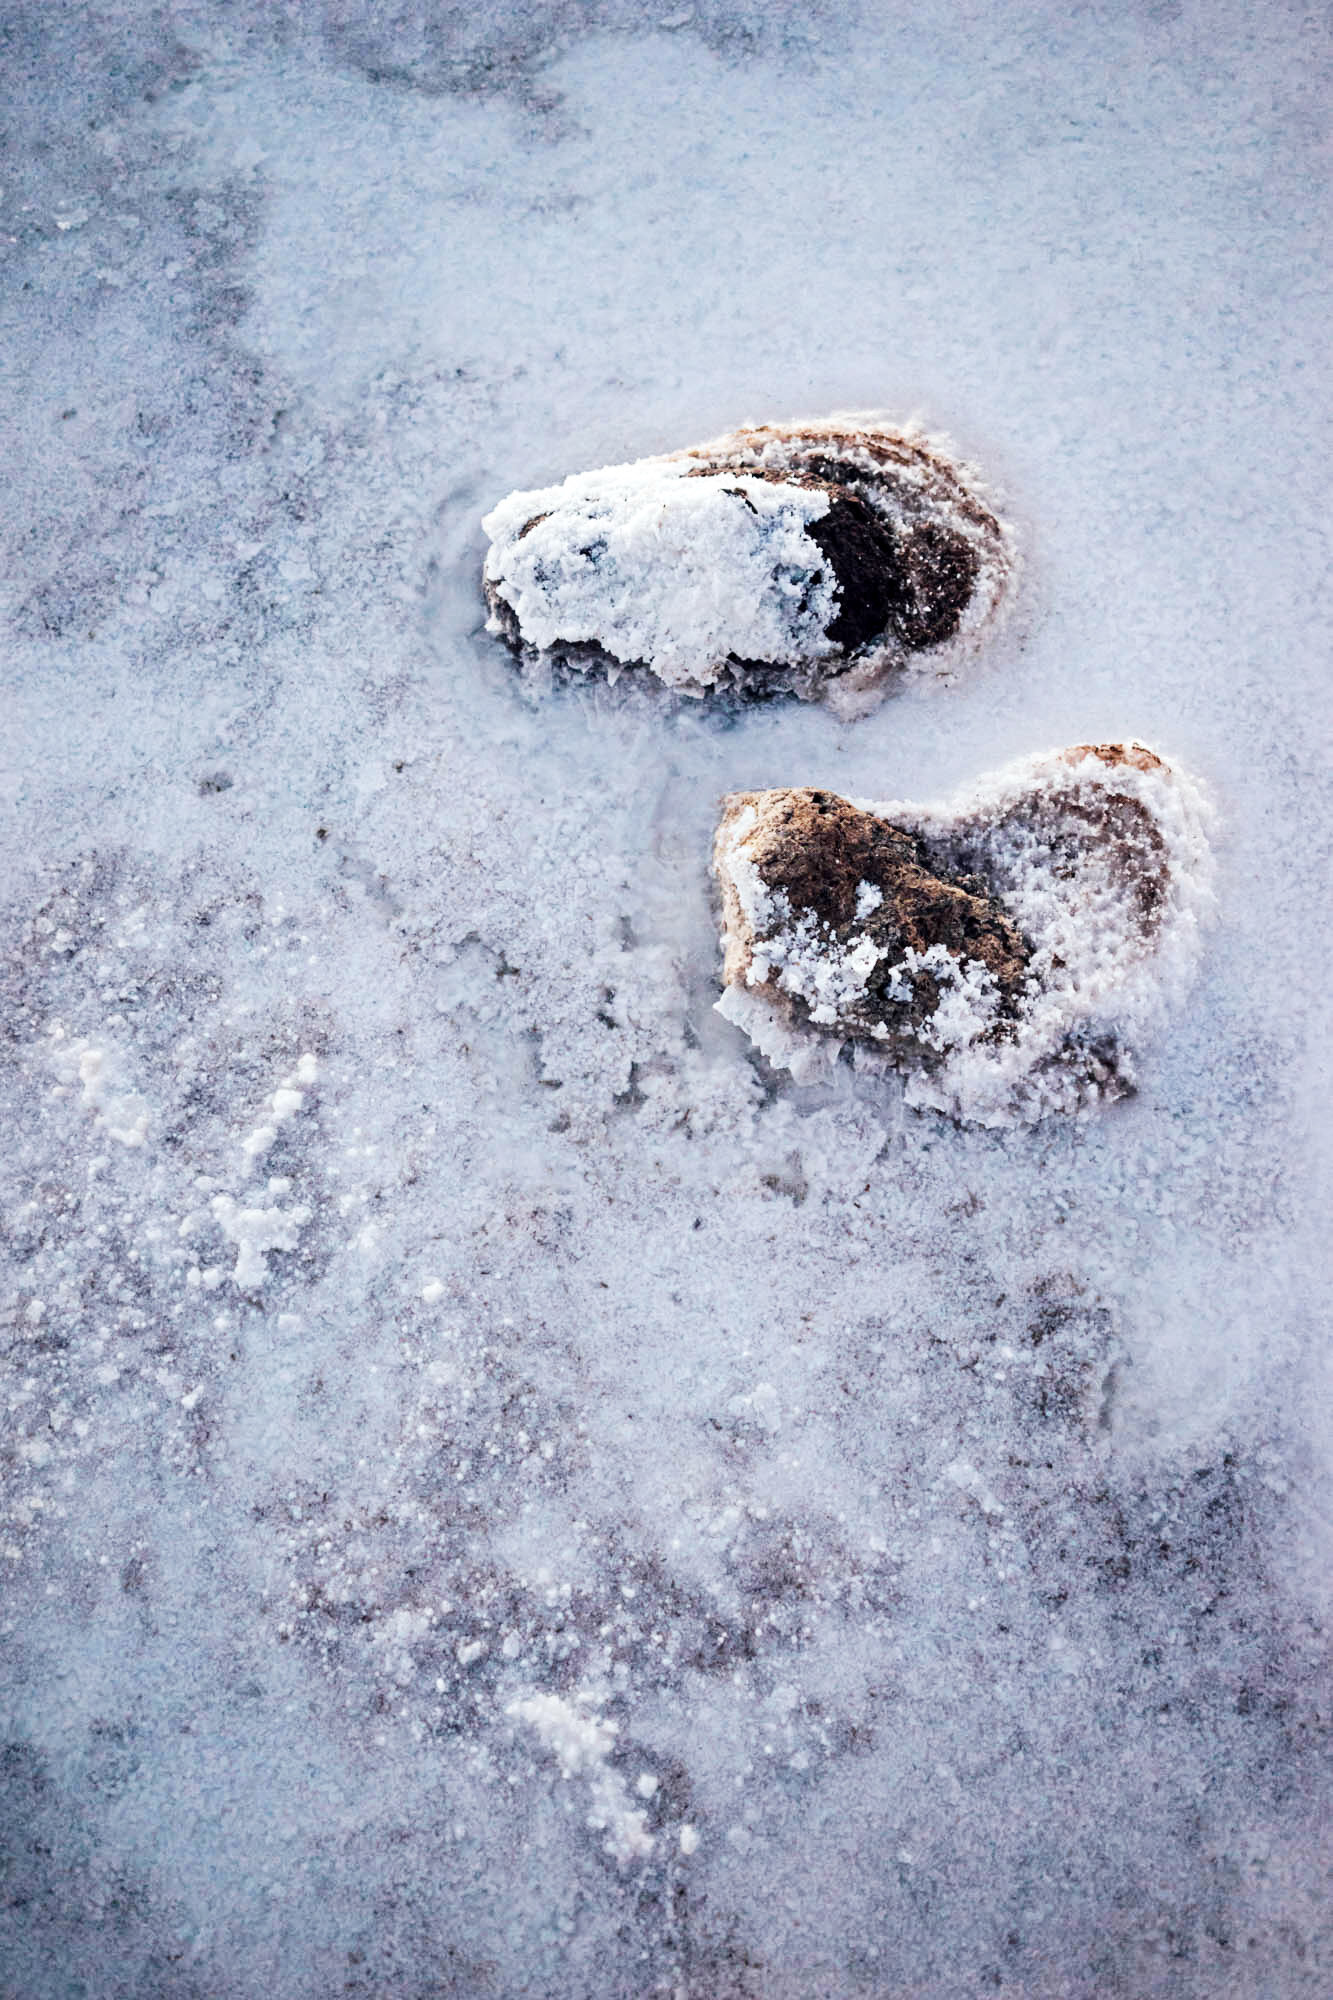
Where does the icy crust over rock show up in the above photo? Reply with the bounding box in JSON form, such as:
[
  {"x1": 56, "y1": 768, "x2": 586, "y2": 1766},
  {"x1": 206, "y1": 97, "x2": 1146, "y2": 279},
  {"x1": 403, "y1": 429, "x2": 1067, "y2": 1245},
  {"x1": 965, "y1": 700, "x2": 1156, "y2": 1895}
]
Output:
[
  {"x1": 484, "y1": 461, "x2": 837, "y2": 688},
  {"x1": 482, "y1": 418, "x2": 1012, "y2": 712},
  {"x1": 714, "y1": 744, "x2": 1215, "y2": 1123}
]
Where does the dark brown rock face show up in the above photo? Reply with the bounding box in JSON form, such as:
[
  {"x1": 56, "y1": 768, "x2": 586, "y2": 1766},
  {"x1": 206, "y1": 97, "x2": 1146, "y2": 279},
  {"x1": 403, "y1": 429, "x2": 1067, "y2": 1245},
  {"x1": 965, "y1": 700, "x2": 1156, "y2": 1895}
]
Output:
[
  {"x1": 803, "y1": 491, "x2": 901, "y2": 651},
  {"x1": 687, "y1": 425, "x2": 1003, "y2": 672},
  {"x1": 716, "y1": 788, "x2": 1031, "y2": 1042},
  {"x1": 804, "y1": 492, "x2": 981, "y2": 654}
]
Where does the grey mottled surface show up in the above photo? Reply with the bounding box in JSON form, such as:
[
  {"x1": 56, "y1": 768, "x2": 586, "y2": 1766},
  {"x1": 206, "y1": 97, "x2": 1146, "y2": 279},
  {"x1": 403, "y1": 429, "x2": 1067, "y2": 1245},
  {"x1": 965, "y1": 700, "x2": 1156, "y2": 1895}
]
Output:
[{"x1": 3, "y1": 3, "x2": 1331, "y2": 1994}]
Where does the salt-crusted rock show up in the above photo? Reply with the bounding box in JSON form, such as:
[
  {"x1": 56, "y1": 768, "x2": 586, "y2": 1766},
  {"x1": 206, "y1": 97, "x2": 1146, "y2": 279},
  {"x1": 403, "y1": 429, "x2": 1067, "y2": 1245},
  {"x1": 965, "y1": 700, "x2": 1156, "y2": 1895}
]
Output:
[
  {"x1": 713, "y1": 744, "x2": 1215, "y2": 1123},
  {"x1": 716, "y1": 788, "x2": 1032, "y2": 1042},
  {"x1": 482, "y1": 419, "x2": 1012, "y2": 715}
]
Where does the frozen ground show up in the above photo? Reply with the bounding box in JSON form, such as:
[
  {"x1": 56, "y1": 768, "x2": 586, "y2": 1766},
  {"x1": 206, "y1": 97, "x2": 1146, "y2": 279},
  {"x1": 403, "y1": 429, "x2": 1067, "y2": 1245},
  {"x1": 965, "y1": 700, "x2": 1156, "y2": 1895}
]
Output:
[{"x1": 2, "y1": 3, "x2": 1331, "y2": 1994}]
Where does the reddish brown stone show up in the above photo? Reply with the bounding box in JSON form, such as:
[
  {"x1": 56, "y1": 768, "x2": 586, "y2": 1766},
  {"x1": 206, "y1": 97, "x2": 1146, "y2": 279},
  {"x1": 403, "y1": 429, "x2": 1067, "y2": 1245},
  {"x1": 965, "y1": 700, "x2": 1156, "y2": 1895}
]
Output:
[{"x1": 715, "y1": 787, "x2": 1031, "y2": 1043}]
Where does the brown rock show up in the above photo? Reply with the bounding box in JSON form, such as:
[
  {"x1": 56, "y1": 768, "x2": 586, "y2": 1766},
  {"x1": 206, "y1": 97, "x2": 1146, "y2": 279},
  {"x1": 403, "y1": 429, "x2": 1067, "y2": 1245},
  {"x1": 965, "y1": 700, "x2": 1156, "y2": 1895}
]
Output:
[
  {"x1": 713, "y1": 747, "x2": 1213, "y2": 1122},
  {"x1": 1062, "y1": 741, "x2": 1166, "y2": 774},
  {"x1": 714, "y1": 787, "x2": 1031, "y2": 1044},
  {"x1": 687, "y1": 425, "x2": 1001, "y2": 676}
]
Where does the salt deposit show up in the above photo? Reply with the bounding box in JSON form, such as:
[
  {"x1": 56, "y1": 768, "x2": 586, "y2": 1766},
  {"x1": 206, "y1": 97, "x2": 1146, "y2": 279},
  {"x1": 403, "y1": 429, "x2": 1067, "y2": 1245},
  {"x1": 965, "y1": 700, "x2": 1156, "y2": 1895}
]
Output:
[{"x1": 3, "y1": 5, "x2": 1328, "y2": 1996}]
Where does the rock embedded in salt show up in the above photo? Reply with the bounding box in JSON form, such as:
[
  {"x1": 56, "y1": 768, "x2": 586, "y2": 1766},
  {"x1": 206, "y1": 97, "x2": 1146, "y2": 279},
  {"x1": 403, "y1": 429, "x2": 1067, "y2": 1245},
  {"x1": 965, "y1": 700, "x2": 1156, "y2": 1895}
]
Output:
[
  {"x1": 713, "y1": 743, "x2": 1215, "y2": 1123},
  {"x1": 482, "y1": 418, "x2": 1013, "y2": 715},
  {"x1": 715, "y1": 786, "x2": 1030, "y2": 1041}
]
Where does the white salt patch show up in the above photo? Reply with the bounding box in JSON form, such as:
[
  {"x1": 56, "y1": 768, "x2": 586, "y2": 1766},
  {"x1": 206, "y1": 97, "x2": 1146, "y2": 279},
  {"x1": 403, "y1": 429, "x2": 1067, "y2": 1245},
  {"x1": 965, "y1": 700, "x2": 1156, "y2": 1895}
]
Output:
[
  {"x1": 750, "y1": 1382, "x2": 781, "y2": 1433},
  {"x1": 47, "y1": 1025, "x2": 151, "y2": 1147},
  {"x1": 238, "y1": 1054, "x2": 319, "y2": 1168},
  {"x1": 715, "y1": 981, "x2": 835, "y2": 1086},
  {"x1": 507, "y1": 1691, "x2": 654, "y2": 1864},
  {"x1": 210, "y1": 1193, "x2": 312, "y2": 1288},
  {"x1": 729, "y1": 1381, "x2": 783, "y2": 1433}
]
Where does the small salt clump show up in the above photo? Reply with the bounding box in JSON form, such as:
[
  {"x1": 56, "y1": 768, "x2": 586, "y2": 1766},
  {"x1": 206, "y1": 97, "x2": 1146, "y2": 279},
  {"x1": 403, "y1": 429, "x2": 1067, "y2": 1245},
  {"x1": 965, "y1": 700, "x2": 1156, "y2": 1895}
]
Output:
[
  {"x1": 712, "y1": 743, "x2": 1214, "y2": 1123},
  {"x1": 482, "y1": 417, "x2": 1012, "y2": 715}
]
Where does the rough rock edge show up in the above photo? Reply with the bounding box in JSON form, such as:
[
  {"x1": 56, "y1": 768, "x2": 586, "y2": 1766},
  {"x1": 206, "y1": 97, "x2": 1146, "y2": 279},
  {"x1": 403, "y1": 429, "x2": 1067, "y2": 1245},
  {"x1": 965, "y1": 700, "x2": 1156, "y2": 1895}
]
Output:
[
  {"x1": 482, "y1": 414, "x2": 1015, "y2": 718},
  {"x1": 713, "y1": 744, "x2": 1216, "y2": 1124}
]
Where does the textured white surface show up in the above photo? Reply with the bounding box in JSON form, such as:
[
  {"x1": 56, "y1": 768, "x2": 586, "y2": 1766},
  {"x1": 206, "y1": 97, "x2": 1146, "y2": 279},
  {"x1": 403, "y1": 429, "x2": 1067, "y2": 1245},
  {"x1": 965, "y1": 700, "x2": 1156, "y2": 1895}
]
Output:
[
  {"x1": 4, "y1": 4, "x2": 1331, "y2": 1996},
  {"x1": 484, "y1": 461, "x2": 838, "y2": 685},
  {"x1": 482, "y1": 417, "x2": 1014, "y2": 701}
]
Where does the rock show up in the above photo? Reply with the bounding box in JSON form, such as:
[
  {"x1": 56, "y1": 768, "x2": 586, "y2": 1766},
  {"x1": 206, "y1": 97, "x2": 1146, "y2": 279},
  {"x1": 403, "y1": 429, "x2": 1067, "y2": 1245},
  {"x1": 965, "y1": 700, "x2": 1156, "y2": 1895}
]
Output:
[
  {"x1": 714, "y1": 787, "x2": 1031, "y2": 1045},
  {"x1": 712, "y1": 744, "x2": 1215, "y2": 1123},
  {"x1": 481, "y1": 419, "x2": 1012, "y2": 715}
]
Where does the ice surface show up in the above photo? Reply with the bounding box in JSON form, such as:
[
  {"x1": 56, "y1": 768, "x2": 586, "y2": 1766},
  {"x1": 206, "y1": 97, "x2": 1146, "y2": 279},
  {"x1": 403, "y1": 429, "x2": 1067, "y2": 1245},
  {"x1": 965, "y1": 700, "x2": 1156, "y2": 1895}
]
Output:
[{"x1": 3, "y1": 3, "x2": 1332, "y2": 1996}]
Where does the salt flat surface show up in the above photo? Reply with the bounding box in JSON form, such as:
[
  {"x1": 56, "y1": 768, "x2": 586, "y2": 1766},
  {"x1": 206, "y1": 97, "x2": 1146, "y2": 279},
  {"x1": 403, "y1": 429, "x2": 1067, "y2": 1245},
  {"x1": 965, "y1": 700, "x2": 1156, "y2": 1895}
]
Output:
[{"x1": 3, "y1": 4, "x2": 1331, "y2": 1995}]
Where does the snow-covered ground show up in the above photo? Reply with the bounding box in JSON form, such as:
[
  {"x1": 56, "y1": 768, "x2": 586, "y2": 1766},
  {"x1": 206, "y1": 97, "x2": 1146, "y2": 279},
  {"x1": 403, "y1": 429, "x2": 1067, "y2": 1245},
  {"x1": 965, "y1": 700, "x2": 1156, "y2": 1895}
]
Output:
[{"x1": 3, "y1": 4, "x2": 1331, "y2": 1994}]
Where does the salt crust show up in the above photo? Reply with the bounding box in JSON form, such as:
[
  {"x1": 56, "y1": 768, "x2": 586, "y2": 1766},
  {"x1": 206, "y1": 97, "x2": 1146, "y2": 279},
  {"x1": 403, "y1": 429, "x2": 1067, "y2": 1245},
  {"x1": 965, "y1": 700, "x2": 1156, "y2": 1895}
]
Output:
[
  {"x1": 206, "y1": 1054, "x2": 319, "y2": 1287},
  {"x1": 482, "y1": 416, "x2": 1013, "y2": 713},
  {"x1": 486, "y1": 459, "x2": 837, "y2": 687},
  {"x1": 506, "y1": 1691, "x2": 655, "y2": 1865},
  {"x1": 46, "y1": 1025, "x2": 152, "y2": 1149},
  {"x1": 715, "y1": 746, "x2": 1216, "y2": 1125}
]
